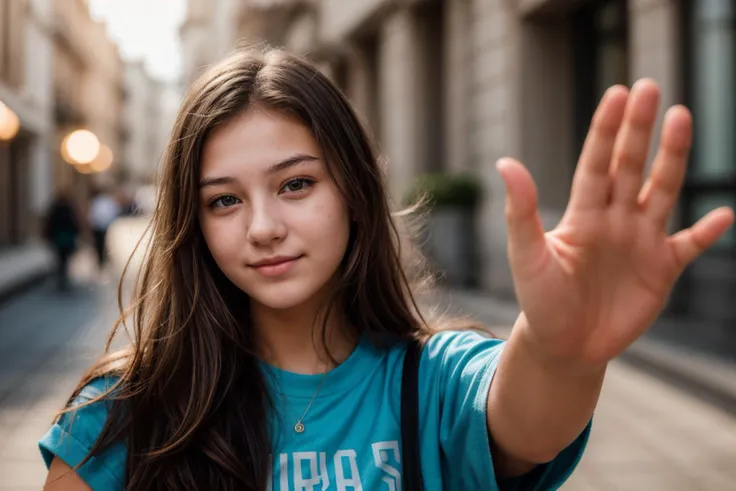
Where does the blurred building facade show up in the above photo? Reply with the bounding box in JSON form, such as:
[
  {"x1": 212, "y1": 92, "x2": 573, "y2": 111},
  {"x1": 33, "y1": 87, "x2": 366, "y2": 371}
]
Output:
[
  {"x1": 123, "y1": 61, "x2": 182, "y2": 184},
  {"x1": 51, "y1": 0, "x2": 125, "y2": 200},
  {"x1": 0, "y1": 0, "x2": 55, "y2": 248},
  {"x1": 123, "y1": 61, "x2": 164, "y2": 183},
  {"x1": 180, "y1": 0, "x2": 736, "y2": 341},
  {"x1": 123, "y1": 61, "x2": 152, "y2": 183},
  {"x1": 0, "y1": 0, "x2": 132, "y2": 298},
  {"x1": 180, "y1": 0, "x2": 320, "y2": 86}
]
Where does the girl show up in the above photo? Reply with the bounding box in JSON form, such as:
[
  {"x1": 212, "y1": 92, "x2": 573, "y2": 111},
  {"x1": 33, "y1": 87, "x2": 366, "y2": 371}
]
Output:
[{"x1": 40, "y1": 48, "x2": 734, "y2": 490}]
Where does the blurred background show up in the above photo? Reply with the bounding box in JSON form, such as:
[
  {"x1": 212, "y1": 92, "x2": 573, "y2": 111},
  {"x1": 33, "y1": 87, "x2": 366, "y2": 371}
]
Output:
[{"x1": 1, "y1": 0, "x2": 735, "y2": 489}]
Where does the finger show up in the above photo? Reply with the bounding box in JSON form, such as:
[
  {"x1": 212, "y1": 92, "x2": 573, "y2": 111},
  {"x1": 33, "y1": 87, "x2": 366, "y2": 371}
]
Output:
[
  {"x1": 669, "y1": 207, "x2": 735, "y2": 269},
  {"x1": 497, "y1": 158, "x2": 547, "y2": 278},
  {"x1": 610, "y1": 79, "x2": 660, "y2": 208},
  {"x1": 569, "y1": 85, "x2": 628, "y2": 210},
  {"x1": 639, "y1": 106, "x2": 692, "y2": 228}
]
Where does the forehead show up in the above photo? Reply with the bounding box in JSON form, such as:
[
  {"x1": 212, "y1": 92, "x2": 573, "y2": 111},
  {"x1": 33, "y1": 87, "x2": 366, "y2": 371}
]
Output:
[{"x1": 200, "y1": 108, "x2": 322, "y2": 176}]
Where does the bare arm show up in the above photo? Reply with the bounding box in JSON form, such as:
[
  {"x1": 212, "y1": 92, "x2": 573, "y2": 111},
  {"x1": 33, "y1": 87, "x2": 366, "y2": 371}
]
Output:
[
  {"x1": 486, "y1": 317, "x2": 604, "y2": 478},
  {"x1": 44, "y1": 457, "x2": 92, "y2": 491}
]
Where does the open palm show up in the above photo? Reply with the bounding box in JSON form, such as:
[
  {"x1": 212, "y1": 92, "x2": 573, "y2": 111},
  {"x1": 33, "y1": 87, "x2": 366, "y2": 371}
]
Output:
[{"x1": 499, "y1": 80, "x2": 735, "y2": 366}]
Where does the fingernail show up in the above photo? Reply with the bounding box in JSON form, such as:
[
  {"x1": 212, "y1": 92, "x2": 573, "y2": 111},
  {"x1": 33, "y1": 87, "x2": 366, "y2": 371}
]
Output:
[{"x1": 633, "y1": 78, "x2": 659, "y2": 94}]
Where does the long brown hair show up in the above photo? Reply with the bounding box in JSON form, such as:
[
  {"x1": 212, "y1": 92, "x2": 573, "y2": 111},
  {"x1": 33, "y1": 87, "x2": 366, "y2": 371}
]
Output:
[{"x1": 58, "y1": 47, "x2": 480, "y2": 490}]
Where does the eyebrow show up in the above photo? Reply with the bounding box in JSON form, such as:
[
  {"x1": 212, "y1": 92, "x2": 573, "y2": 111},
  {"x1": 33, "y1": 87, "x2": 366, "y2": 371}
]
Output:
[
  {"x1": 267, "y1": 153, "x2": 320, "y2": 174},
  {"x1": 198, "y1": 153, "x2": 320, "y2": 189}
]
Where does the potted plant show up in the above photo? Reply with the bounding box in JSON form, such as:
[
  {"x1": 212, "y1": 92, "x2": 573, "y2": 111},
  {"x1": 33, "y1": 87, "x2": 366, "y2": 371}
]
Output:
[{"x1": 405, "y1": 172, "x2": 483, "y2": 286}]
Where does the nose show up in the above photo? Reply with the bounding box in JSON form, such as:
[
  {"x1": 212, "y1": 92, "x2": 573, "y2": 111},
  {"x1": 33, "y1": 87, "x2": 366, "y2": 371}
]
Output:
[{"x1": 246, "y1": 198, "x2": 286, "y2": 246}]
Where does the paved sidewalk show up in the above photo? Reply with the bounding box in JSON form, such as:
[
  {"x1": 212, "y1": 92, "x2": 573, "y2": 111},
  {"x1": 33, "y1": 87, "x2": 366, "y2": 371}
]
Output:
[
  {"x1": 0, "y1": 282, "x2": 119, "y2": 490},
  {"x1": 0, "y1": 243, "x2": 55, "y2": 302},
  {"x1": 565, "y1": 362, "x2": 736, "y2": 490}
]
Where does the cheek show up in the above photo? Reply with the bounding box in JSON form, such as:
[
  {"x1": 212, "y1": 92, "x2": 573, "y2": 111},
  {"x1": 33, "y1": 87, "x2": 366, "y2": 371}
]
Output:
[
  {"x1": 304, "y1": 199, "x2": 351, "y2": 259},
  {"x1": 200, "y1": 215, "x2": 241, "y2": 265}
]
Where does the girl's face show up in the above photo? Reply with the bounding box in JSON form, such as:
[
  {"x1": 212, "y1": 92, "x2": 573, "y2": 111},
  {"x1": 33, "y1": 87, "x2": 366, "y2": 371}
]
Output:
[{"x1": 198, "y1": 108, "x2": 351, "y2": 311}]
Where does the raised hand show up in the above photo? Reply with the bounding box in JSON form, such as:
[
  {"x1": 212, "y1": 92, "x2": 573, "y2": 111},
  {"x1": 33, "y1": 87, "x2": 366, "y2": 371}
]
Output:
[{"x1": 498, "y1": 79, "x2": 735, "y2": 366}]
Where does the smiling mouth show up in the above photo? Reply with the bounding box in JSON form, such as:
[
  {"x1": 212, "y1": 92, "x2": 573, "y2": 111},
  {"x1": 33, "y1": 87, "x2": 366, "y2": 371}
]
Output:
[{"x1": 249, "y1": 256, "x2": 302, "y2": 277}]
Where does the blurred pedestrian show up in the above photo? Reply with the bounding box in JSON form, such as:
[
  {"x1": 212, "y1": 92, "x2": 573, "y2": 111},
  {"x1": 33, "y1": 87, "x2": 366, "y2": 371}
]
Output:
[
  {"x1": 88, "y1": 186, "x2": 121, "y2": 270},
  {"x1": 116, "y1": 187, "x2": 139, "y2": 216},
  {"x1": 43, "y1": 190, "x2": 80, "y2": 290},
  {"x1": 40, "y1": 49, "x2": 734, "y2": 491}
]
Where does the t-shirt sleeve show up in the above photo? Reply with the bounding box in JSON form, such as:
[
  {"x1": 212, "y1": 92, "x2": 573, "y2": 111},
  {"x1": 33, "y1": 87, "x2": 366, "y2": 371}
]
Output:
[
  {"x1": 424, "y1": 330, "x2": 591, "y2": 490},
  {"x1": 38, "y1": 378, "x2": 126, "y2": 491}
]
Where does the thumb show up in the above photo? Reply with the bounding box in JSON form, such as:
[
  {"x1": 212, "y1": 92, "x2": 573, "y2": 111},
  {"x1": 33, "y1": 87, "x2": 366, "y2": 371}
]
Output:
[{"x1": 497, "y1": 158, "x2": 546, "y2": 277}]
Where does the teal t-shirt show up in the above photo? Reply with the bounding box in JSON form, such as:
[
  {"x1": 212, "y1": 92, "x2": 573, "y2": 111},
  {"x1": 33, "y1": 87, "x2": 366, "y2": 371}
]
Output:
[{"x1": 39, "y1": 330, "x2": 591, "y2": 490}]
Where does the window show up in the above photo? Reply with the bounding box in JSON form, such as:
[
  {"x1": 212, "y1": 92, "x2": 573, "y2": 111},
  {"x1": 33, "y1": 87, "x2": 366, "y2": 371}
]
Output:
[
  {"x1": 682, "y1": 0, "x2": 736, "y2": 250},
  {"x1": 672, "y1": 0, "x2": 736, "y2": 323},
  {"x1": 572, "y1": 0, "x2": 629, "y2": 155}
]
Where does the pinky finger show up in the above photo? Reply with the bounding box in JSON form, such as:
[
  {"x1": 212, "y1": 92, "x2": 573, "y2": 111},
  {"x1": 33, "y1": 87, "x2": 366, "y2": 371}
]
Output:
[{"x1": 669, "y1": 207, "x2": 735, "y2": 270}]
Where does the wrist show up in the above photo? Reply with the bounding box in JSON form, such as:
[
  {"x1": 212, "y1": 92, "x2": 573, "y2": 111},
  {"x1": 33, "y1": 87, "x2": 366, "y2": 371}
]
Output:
[{"x1": 510, "y1": 313, "x2": 609, "y2": 377}]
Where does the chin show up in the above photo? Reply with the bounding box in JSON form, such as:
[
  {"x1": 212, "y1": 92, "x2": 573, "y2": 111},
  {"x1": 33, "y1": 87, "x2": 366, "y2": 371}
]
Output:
[{"x1": 242, "y1": 280, "x2": 326, "y2": 312}]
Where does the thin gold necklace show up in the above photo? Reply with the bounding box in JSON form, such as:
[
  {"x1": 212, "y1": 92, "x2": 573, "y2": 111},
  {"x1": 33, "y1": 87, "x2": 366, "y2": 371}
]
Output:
[{"x1": 285, "y1": 367, "x2": 329, "y2": 433}]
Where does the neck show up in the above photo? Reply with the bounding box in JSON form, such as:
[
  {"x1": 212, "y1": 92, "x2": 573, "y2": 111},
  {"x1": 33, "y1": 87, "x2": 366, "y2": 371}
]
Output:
[{"x1": 251, "y1": 297, "x2": 357, "y2": 375}]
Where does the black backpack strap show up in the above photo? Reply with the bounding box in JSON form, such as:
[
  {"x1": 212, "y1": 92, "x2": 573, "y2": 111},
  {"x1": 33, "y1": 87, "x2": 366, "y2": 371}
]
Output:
[{"x1": 401, "y1": 338, "x2": 425, "y2": 491}]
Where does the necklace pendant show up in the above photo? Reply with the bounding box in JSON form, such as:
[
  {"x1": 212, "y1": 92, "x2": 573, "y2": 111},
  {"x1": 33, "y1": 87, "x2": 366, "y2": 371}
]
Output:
[{"x1": 294, "y1": 422, "x2": 305, "y2": 433}]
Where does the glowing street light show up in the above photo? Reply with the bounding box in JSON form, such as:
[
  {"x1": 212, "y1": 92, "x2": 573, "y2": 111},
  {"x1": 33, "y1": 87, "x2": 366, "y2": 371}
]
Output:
[
  {"x1": 62, "y1": 129, "x2": 100, "y2": 164},
  {"x1": 75, "y1": 163, "x2": 94, "y2": 174},
  {"x1": 89, "y1": 144, "x2": 113, "y2": 173},
  {"x1": 0, "y1": 102, "x2": 20, "y2": 141}
]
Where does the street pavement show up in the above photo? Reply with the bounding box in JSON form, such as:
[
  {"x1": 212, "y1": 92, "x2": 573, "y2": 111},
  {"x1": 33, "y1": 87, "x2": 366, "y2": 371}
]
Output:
[
  {"x1": 0, "y1": 217, "x2": 734, "y2": 490},
  {"x1": 0, "y1": 251, "x2": 121, "y2": 490}
]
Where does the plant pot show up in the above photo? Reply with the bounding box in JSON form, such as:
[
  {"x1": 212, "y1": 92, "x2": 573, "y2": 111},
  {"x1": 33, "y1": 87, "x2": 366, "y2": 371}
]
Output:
[{"x1": 427, "y1": 206, "x2": 476, "y2": 287}]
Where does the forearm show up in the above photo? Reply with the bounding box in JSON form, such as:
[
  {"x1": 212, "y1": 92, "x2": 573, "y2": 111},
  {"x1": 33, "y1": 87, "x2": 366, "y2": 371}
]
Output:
[{"x1": 487, "y1": 314, "x2": 605, "y2": 464}]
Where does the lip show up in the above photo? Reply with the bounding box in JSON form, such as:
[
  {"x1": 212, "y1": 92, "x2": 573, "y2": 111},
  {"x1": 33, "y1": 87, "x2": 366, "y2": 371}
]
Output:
[{"x1": 249, "y1": 255, "x2": 301, "y2": 277}]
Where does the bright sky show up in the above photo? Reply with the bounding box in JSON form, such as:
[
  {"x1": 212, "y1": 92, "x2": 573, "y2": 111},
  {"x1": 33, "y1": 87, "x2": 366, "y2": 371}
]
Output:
[{"x1": 89, "y1": 0, "x2": 186, "y2": 83}]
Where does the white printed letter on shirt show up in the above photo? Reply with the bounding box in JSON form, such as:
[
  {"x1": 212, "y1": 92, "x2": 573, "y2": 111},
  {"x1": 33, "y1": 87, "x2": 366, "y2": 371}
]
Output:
[
  {"x1": 319, "y1": 452, "x2": 331, "y2": 489},
  {"x1": 280, "y1": 453, "x2": 289, "y2": 491},
  {"x1": 334, "y1": 449, "x2": 363, "y2": 490},
  {"x1": 372, "y1": 441, "x2": 402, "y2": 491},
  {"x1": 294, "y1": 452, "x2": 321, "y2": 491}
]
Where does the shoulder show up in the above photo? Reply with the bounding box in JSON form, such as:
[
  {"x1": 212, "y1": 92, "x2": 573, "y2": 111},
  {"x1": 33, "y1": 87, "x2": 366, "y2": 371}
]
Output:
[
  {"x1": 67, "y1": 377, "x2": 120, "y2": 421},
  {"x1": 55, "y1": 376, "x2": 120, "y2": 436},
  {"x1": 57, "y1": 377, "x2": 119, "y2": 428},
  {"x1": 377, "y1": 329, "x2": 504, "y2": 375},
  {"x1": 423, "y1": 329, "x2": 504, "y2": 371},
  {"x1": 77, "y1": 376, "x2": 119, "y2": 400},
  {"x1": 416, "y1": 330, "x2": 505, "y2": 408},
  {"x1": 39, "y1": 377, "x2": 126, "y2": 490},
  {"x1": 425, "y1": 329, "x2": 502, "y2": 352}
]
